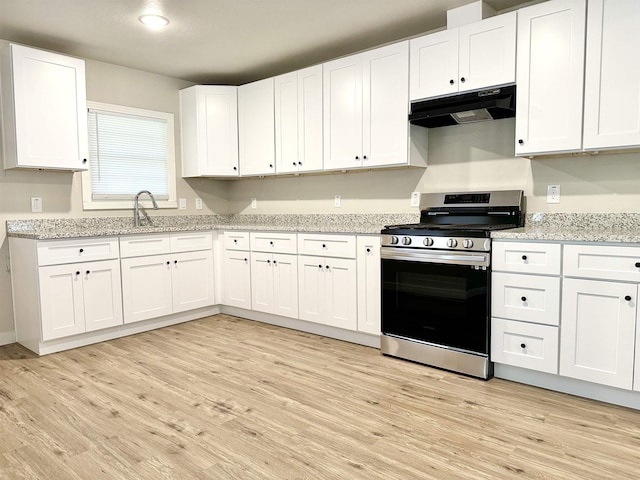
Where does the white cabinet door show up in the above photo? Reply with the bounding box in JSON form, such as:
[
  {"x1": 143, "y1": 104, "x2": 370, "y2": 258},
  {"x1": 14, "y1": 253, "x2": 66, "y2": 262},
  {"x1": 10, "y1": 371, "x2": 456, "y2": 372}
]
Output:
[
  {"x1": 251, "y1": 251, "x2": 274, "y2": 314},
  {"x1": 39, "y1": 264, "x2": 85, "y2": 341},
  {"x1": 238, "y1": 78, "x2": 275, "y2": 176},
  {"x1": 409, "y1": 29, "x2": 458, "y2": 100},
  {"x1": 560, "y1": 278, "x2": 637, "y2": 390},
  {"x1": 3, "y1": 43, "x2": 88, "y2": 170},
  {"x1": 298, "y1": 255, "x2": 325, "y2": 323},
  {"x1": 180, "y1": 85, "x2": 239, "y2": 177},
  {"x1": 223, "y1": 251, "x2": 252, "y2": 309},
  {"x1": 272, "y1": 253, "x2": 298, "y2": 319},
  {"x1": 357, "y1": 236, "x2": 381, "y2": 335},
  {"x1": 324, "y1": 257, "x2": 357, "y2": 330},
  {"x1": 323, "y1": 54, "x2": 363, "y2": 170},
  {"x1": 171, "y1": 250, "x2": 215, "y2": 313},
  {"x1": 121, "y1": 255, "x2": 173, "y2": 324},
  {"x1": 362, "y1": 41, "x2": 409, "y2": 168},
  {"x1": 515, "y1": 0, "x2": 586, "y2": 156},
  {"x1": 583, "y1": 0, "x2": 640, "y2": 150},
  {"x1": 458, "y1": 11, "x2": 516, "y2": 92},
  {"x1": 82, "y1": 259, "x2": 123, "y2": 333},
  {"x1": 275, "y1": 65, "x2": 323, "y2": 174}
]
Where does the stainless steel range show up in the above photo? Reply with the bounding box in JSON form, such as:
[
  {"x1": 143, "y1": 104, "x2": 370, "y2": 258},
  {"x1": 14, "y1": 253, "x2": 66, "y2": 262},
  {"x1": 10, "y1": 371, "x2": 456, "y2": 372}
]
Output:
[{"x1": 380, "y1": 190, "x2": 524, "y2": 379}]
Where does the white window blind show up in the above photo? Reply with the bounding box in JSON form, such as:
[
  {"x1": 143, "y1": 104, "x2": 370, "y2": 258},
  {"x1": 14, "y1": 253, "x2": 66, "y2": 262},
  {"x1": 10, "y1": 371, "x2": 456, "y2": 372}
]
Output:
[{"x1": 88, "y1": 108, "x2": 170, "y2": 200}]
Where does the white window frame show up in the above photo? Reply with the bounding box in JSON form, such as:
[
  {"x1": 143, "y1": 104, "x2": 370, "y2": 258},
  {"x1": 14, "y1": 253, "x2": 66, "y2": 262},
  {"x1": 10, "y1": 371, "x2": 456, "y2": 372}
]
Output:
[{"x1": 81, "y1": 101, "x2": 177, "y2": 210}]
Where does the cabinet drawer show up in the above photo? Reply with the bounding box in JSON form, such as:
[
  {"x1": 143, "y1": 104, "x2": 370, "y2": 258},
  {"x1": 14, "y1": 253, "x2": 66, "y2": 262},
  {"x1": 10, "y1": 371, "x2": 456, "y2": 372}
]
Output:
[
  {"x1": 493, "y1": 241, "x2": 561, "y2": 275},
  {"x1": 492, "y1": 273, "x2": 560, "y2": 326},
  {"x1": 37, "y1": 237, "x2": 119, "y2": 266},
  {"x1": 491, "y1": 318, "x2": 558, "y2": 374},
  {"x1": 297, "y1": 234, "x2": 356, "y2": 258},
  {"x1": 120, "y1": 234, "x2": 170, "y2": 258},
  {"x1": 250, "y1": 232, "x2": 297, "y2": 254},
  {"x1": 170, "y1": 231, "x2": 213, "y2": 253},
  {"x1": 563, "y1": 244, "x2": 640, "y2": 282},
  {"x1": 224, "y1": 231, "x2": 250, "y2": 250}
]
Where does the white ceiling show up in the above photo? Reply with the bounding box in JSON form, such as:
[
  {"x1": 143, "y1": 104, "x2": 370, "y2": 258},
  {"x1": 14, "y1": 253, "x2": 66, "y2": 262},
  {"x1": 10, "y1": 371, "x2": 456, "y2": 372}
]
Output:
[{"x1": 0, "y1": 0, "x2": 527, "y2": 85}]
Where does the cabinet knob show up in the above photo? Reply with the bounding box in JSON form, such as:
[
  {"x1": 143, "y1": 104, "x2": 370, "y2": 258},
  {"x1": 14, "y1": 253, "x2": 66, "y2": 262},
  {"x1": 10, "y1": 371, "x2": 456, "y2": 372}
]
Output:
[
  {"x1": 174, "y1": 260, "x2": 178, "y2": 264},
  {"x1": 625, "y1": 295, "x2": 632, "y2": 301},
  {"x1": 318, "y1": 264, "x2": 322, "y2": 269},
  {"x1": 244, "y1": 258, "x2": 248, "y2": 262},
  {"x1": 521, "y1": 296, "x2": 527, "y2": 302},
  {"x1": 273, "y1": 260, "x2": 277, "y2": 265},
  {"x1": 293, "y1": 162, "x2": 297, "y2": 166},
  {"x1": 322, "y1": 244, "x2": 326, "y2": 248},
  {"x1": 298, "y1": 162, "x2": 302, "y2": 166},
  {"x1": 86, "y1": 270, "x2": 90, "y2": 275},
  {"x1": 366, "y1": 248, "x2": 371, "y2": 253},
  {"x1": 166, "y1": 261, "x2": 170, "y2": 265},
  {"x1": 363, "y1": 155, "x2": 367, "y2": 160},
  {"x1": 325, "y1": 265, "x2": 330, "y2": 269},
  {"x1": 79, "y1": 248, "x2": 84, "y2": 253},
  {"x1": 449, "y1": 79, "x2": 454, "y2": 85},
  {"x1": 267, "y1": 259, "x2": 271, "y2": 264},
  {"x1": 82, "y1": 158, "x2": 87, "y2": 164},
  {"x1": 269, "y1": 164, "x2": 273, "y2": 168},
  {"x1": 518, "y1": 139, "x2": 524, "y2": 145},
  {"x1": 269, "y1": 241, "x2": 274, "y2": 245},
  {"x1": 520, "y1": 343, "x2": 526, "y2": 349},
  {"x1": 635, "y1": 262, "x2": 640, "y2": 268},
  {"x1": 521, "y1": 255, "x2": 527, "y2": 261},
  {"x1": 76, "y1": 271, "x2": 80, "y2": 275},
  {"x1": 355, "y1": 156, "x2": 359, "y2": 160},
  {"x1": 460, "y1": 77, "x2": 466, "y2": 83},
  {"x1": 233, "y1": 166, "x2": 237, "y2": 171}
]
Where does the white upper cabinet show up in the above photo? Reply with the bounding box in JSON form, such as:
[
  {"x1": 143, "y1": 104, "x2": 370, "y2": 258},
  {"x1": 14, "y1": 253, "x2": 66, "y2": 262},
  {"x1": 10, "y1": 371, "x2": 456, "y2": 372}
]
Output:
[
  {"x1": 238, "y1": 77, "x2": 276, "y2": 176},
  {"x1": 583, "y1": 0, "x2": 640, "y2": 151},
  {"x1": 324, "y1": 41, "x2": 410, "y2": 170},
  {"x1": 410, "y1": 12, "x2": 516, "y2": 101},
  {"x1": 275, "y1": 65, "x2": 323, "y2": 174},
  {"x1": 180, "y1": 85, "x2": 239, "y2": 177},
  {"x1": 1, "y1": 43, "x2": 88, "y2": 171},
  {"x1": 515, "y1": 0, "x2": 587, "y2": 156}
]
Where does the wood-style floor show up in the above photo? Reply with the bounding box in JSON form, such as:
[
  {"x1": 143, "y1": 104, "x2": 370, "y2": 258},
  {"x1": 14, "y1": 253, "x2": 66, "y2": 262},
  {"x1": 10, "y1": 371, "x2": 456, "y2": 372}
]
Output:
[{"x1": 0, "y1": 314, "x2": 639, "y2": 479}]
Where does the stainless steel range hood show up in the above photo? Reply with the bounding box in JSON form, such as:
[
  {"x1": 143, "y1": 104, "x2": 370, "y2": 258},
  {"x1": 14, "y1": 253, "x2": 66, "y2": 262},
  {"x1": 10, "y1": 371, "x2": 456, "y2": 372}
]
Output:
[{"x1": 409, "y1": 84, "x2": 516, "y2": 128}]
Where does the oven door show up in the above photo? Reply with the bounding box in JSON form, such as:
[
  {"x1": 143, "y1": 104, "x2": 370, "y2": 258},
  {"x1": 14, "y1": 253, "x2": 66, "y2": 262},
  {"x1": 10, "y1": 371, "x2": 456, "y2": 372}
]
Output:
[{"x1": 381, "y1": 247, "x2": 490, "y2": 355}]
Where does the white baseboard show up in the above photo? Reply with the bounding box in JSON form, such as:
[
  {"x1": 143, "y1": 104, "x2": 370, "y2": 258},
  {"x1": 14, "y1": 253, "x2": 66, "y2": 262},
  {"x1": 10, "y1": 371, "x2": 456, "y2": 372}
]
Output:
[{"x1": 0, "y1": 331, "x2": 16, "y2": 346}]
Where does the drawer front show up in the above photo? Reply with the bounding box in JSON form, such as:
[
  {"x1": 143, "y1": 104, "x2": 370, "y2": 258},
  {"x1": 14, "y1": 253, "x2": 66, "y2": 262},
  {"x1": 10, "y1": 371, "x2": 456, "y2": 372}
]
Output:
[
  {"x1": 170, "y1": 231, "x2": 213, "y2": 253},
  {"x1": 224, "y1": 231, "x2": 250, "y2": 250},
  {"x1": 491, "y1": 318, "x2": 558, "y2": 374},
  {"x1": 492, "y1": 273, "x2": 560, "y2": 326},
  {"x1": 297, "y1": 234, "x2": 356, "y2": 258},
  {"x1": 37, "y1": 237, "x2": 119, "y2": 266},
  {"x1": 564, "y1": 244, "x2": 640, "y2": 282},
  {"x1": 493, "y1": 241, "x2": 561, "y2": 275},
  {"x1": 119, "y1": 234, "x2": 171, "y2": 258},
  {"x1": 250, "y1": 232, "x2": 297, "y2": 254}
]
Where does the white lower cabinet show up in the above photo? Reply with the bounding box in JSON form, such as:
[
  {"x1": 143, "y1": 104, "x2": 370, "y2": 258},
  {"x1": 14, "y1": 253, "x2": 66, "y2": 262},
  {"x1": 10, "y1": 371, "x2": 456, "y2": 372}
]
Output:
[
  {"x1": 560, "y1": 278, "x2": 637, "y2": 390},
  {"x1": 39, "y1": 259, "x2": 123, "y2": 341},
  {"x1": 223, "y1": 250, "x2": 252, "y2": 309},
  {"x1": 356, "y1": 236, "x2": 380, "y2": 335},
  {"x1": 120, "y1": 233, "x2": 215, "y2": 324},
  {"x1": 251, "y1": 252, "x2": 298, "y2": 318},
  {"x1": 298, "y1": 255, "x2": 357, "y2": 330}
]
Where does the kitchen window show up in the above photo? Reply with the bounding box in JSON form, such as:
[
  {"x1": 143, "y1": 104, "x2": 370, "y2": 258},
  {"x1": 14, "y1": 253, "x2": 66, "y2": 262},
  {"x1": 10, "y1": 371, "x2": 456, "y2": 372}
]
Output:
[{"x1": 81, "y1": 101, "x2": 177, "y2": 210}]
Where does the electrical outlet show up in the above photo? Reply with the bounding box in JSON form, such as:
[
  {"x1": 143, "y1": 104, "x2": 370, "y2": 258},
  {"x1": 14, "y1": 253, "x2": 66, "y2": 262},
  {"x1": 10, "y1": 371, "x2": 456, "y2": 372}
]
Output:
[
  {"x1": 251, "y1": 198, "x2": 257, "y2": 209},
  {"x1": 334, "y1": 195, "x2": 341, "y2": 207},
  {"x1": 547, "y1": 185, "x2": 561, "y2": 204},
  {"x1": 411, "y1": 192, "x2": 420, "y2": 207},
  {"x1": 195, "y1": 198, "x2": 203, "y2": 210},
  {"x1": 178, "y1": 198, "x2": 187, "y2": 210},
  {"x1": 30, "y1": 197, "x2": 42, "y2": 213}
]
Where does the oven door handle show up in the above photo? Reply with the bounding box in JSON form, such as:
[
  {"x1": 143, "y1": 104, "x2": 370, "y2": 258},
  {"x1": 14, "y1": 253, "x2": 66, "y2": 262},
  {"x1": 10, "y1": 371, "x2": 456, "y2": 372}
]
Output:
[{"x1": 380, "y1": 248, "x2": 490, "y2": 267}]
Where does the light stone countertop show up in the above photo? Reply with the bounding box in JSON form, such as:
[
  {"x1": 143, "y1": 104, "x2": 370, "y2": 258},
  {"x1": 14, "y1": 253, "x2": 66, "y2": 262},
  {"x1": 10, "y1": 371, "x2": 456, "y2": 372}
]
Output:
[
  {"x1": 6, "y1": 213, "x2": 420, "y2": 240},
  {"x1": 491, "y1": 213, "x2": 640, "y2": 244}
]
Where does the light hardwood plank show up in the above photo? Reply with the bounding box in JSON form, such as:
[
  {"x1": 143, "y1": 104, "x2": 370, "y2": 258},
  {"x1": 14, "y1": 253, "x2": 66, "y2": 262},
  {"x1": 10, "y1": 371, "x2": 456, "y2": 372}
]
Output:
[{"x1": 1, "y1": 314, "x2": 639, "y2": 479}]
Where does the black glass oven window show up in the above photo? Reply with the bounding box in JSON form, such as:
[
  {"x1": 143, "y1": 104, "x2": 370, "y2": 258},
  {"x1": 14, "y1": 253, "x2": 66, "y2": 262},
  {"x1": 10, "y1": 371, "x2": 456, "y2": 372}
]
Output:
[{"x1": 381, "y1": 259, "x2": 489, "y2": 354}]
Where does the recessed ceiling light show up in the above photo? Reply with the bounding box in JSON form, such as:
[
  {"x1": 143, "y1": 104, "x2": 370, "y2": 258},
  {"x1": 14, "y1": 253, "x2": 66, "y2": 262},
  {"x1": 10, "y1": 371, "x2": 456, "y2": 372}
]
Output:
[{"x1": 138, "y1": 14, "x2": 169, "y2": 28}]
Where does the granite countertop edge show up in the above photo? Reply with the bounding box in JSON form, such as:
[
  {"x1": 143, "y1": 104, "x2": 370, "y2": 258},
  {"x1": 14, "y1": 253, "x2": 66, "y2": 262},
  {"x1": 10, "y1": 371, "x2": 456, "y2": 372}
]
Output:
[{"x1": 491, "y1": 226, "x2": 640, "y2": 244}]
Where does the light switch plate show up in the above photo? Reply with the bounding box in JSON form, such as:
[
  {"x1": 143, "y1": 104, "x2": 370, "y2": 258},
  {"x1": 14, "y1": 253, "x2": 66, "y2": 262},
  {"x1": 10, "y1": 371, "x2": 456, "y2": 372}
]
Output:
[
  {"x1": 195, "y1": 198, "x2": 203, "y2": 210},
  {"x1": 31, "y1": 197, "x2": 42, "y2": 213},
  {"x1": 178, "y1": 198, "x2": 187, "y2": 210},
  {"x1": 334, "y1": 195, "x2": 341, "y2": 207},
  {"x1": 411, "y1": 192, "x2": 420, "y2": 207},
  {"x1": 251, "y1": 198, "x2": 257, "y2": 209}
]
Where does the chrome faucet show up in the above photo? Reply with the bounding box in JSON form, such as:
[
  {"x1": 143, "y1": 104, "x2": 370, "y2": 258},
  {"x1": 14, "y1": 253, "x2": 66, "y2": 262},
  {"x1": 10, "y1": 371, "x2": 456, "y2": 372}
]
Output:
[{"x1": 134, "y1": 190, "x2": 159, "y2": 226}]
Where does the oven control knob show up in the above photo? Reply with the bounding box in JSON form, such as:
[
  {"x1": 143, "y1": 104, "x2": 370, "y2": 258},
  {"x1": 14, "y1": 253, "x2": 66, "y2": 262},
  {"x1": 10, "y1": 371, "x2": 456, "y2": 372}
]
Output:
[
  {"x1": 446, "y1": 238, "x2": 458, "y2": 248},
  {"x1": 423, "y1": 237, "x2": 434, "y2": 247},
  {"x1": 462, "y1": 239, "x2": 474, "y2": 249},
  {"x1": 390, "y1": 236, "x2": 399, "y2": 245},
  {"x1": 402, "y1": 236, "x2": 412, "y2": 245}
]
